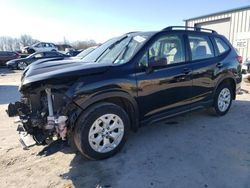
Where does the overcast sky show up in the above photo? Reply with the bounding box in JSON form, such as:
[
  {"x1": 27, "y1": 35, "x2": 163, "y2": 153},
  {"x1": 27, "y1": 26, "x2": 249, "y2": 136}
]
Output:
[{"x1": 0, "y1": 0, "x2": 250, "y2": 43}]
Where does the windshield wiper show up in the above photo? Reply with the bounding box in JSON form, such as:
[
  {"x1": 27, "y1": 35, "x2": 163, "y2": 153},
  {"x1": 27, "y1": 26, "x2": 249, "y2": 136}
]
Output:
[
  {"x1": 94, "y1": 36, "x2": 128, "y2": 63},
  {"x1": 112, "y1": 37, "x2": 133, "y2": 64}
]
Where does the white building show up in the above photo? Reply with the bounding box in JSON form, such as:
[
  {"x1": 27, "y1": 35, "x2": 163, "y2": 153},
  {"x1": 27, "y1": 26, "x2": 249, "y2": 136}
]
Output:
[{"x1": 185, "y1": 6, "x2": 250, "y2": 61}]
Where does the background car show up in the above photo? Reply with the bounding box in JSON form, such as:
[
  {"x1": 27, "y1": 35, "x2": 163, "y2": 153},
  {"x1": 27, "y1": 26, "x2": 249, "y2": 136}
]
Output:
[
  {"x1": 242, "y1": 57, "x2": 250, "y2": 82},
  {"x1": 71, "y1": 46, "x2": 97, "y2": 59},
  {"x1": 22, "y1": 42, "x2": 58, "y2": 54},
  {"x1": 0, "y1": 51, "x2": 20, "y2": 66},
  {"x1": 6, "y1": 51, "x2": 70, "y2": 70},
  {"x1": 65, "y1": 49, "x2": 83, "y2": 56}
]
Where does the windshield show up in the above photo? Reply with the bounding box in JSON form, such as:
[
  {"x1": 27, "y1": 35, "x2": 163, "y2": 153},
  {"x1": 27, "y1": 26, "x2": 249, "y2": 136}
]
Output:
[
  {"x1": 96, "y1": 35, "x2": 149, "y2": 64},
  {"x1": 81, "y1": 37, "x2": 120, "y2": 62},
  {"x1": 76, "y1": 47, "x2": 96, "y2": 59},
  {"x1": 81, "y1": 34, "x2": 149, "y2": 64},
  {"x1": 27, "y1": 53, "x2": 35, "y2": 58}
]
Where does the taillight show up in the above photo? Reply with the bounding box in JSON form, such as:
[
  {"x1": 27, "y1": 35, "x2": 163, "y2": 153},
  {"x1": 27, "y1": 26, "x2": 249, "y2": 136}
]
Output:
[{"x1": 237, "y1": 55, "x2": 243, "y2": 64}]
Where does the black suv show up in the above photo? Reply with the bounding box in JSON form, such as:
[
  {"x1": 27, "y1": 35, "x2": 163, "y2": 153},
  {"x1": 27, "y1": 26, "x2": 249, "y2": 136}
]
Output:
[{"x1": 7, "y1": 26, "x2": 242, "y2": 160}]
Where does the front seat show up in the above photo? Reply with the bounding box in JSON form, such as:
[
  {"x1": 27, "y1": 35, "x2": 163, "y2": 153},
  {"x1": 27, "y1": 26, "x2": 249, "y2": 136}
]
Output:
[{"x1": 194, "y1": 46, "x2": 207, "y2": 60}]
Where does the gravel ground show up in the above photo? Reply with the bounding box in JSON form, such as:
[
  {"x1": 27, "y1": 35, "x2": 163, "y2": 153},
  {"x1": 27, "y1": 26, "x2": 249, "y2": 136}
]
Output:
[{"x1": 0, "y1": 68, "x2": 250, "y2": 188}]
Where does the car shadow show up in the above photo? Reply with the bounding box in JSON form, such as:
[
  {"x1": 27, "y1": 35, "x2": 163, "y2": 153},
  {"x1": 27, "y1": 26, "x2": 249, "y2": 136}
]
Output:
[
  {"x1": 59, "y1": 113, "x2": 205, "y2": 188},
  {"x1": 0, "y1": 67, "x2": 17, "y2": 75},
  {"x1": 0, "y1": 85, "x2": 20, "y2": 105},
  {"x1": 54, "y1": 99, "x2": 250, "y2": 188}
]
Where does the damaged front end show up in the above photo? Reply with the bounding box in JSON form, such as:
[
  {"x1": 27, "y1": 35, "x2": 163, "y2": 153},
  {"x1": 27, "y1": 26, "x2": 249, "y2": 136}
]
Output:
[
  {"x1": 7, "y1": 86, "x2": 73, "y2": 149},
  {"x1": 6, "y1": 59, "x2": 110, "y2": 150}
]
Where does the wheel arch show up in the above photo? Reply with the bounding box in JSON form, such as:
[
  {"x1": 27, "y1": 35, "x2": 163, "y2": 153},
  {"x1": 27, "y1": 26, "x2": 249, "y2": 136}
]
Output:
[
  {"x1": 72, "y1": 91, "x2": 140, "y2": 132},
  {"x1": 214, "y1": 76, "x2": 236, "y2": 100}
]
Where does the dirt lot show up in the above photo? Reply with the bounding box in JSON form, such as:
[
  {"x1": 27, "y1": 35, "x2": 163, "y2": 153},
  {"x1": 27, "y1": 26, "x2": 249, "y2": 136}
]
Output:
[{"x1": 0, "y1": 68, "x2": 250, "y2": 188}]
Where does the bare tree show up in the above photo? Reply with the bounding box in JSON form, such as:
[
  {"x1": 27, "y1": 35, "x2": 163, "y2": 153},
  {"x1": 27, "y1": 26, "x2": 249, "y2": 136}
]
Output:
[
  {"x1": 0, "y1": 35, "x2": 40, "y2": 51},
  {"x1": 19, "y1": 34, "x2": 39, "y2": 48},
  {"x1": 0, "y1": 34, "x2": 97, "y2": 52},
  {"x1": 72, "y1": 40, "x2": 97, "y2": 49},
  {"x1": 0, "y1": 36, "x2": 14, "y2": 51}
]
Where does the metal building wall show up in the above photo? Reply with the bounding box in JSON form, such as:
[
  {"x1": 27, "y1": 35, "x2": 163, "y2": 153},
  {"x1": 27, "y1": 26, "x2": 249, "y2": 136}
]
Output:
[{"x1": 186, "y1": 8, "x2": 250, "y2": 61}]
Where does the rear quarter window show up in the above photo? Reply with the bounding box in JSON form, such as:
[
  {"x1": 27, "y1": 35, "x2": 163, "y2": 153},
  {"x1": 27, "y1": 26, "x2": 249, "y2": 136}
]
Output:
[
  {"x1": 214, "y1": 37, "x2": 230, "y2": 54},
  {"x1": 188, "y1": 35, "x2": 214, "y2": 61}
]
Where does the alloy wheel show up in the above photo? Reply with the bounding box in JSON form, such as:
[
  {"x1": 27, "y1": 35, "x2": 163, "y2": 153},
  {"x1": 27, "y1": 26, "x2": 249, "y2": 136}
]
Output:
[
  {"x1": 88, "y1": 114, "x2": 124, "y2": 153},
  {"x1": 217, "y1": 88, "x2": 231, "y2": 112}
]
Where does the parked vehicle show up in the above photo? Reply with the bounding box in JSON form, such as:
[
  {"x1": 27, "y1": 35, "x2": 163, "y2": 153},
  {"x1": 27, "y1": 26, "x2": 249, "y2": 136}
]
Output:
[
  {"x1": 7, "y1": 26, "x2": 242, "y2": 160},
  {"x1": 6, "y1": 51, "x2": 70, "y2": 70},
  {"x1": 22, "y1": 42, "x2": 58, "y2": 54},
  {"x1": 0, "y1": 51, "x2": 20, "y2": 66},
  {"x1": 65, "y1": 49, "x2": 83, "y2": 57},
  {"x1": 71, "y1": 46, "x2": 97, "y2": 59},
  {"x1": 23, "y1": 38, "x2": 119, "y2": 72},
  {"x1": 56, "y1": 44, "x2": 73, "y2": 52},
  {"x1": 242, "y1": 57, "x2": 250, "y2": 82}
]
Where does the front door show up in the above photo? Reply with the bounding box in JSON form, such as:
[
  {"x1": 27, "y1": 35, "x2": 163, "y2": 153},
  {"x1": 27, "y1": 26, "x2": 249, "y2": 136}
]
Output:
[{"x1": 135, "y1": 33, "x2": 193, "y2": 120}]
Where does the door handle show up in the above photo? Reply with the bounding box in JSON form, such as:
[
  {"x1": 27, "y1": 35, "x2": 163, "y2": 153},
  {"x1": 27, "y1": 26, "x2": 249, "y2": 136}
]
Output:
[
  {"x1": 216, "y1": 63, "x2": 223, "y2": 68},
  {"x1": 183, "y1": 68, "x2": 191, "y2": 74}
]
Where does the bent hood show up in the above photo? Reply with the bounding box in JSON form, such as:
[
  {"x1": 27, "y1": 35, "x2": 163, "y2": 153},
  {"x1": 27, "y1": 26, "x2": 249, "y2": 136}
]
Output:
[{"x1": 21, "y1": 59, "x2": 110, "y2": 90}]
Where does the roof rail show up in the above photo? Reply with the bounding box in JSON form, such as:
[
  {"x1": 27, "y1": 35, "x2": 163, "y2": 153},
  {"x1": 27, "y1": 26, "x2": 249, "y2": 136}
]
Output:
[{"x1": 162, "y1": 26, "x2": 217, "y2": 33}]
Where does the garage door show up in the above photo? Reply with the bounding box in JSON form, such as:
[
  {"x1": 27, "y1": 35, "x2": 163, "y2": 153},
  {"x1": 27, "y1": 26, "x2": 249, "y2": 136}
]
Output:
[{"x1": 195, "y1": 18, "x2": 231, "y2": 39}]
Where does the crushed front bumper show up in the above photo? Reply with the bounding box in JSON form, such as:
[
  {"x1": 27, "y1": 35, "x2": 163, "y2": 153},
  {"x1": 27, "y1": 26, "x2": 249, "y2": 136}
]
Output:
[
  {"x1": 7, "y1": 101, "x2": 42, "y2": 149},
  {"x1": 17, "y1": 124, "x2": 36, "y2": 149}
]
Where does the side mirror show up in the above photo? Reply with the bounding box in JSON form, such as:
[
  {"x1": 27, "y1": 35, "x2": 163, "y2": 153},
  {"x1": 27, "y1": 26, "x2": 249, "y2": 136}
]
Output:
[
  {"x1": 148, "y1": 57, "x2": 168, "y2": 69},
  {"x1": 146, "y1": 57, "x2": 167, "y2": 74}
]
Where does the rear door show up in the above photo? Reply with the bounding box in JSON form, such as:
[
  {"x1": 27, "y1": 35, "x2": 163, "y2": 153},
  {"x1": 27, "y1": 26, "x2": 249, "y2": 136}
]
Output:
[
  {"x1": 7, "y1": 52, "x2": 15, "y2": 61},
  {"x1": 0, "y1": 52, "x2": 4, "y2": 65},
  {"x1": 136, "y1": 33, "x2": 193, "y2": 119},
  {"x1": 0, "y1": 52, "x2": 9, "y2": 65},
  {"x1": 186, "y1": 34, "x2": 217, "y2": 103}
]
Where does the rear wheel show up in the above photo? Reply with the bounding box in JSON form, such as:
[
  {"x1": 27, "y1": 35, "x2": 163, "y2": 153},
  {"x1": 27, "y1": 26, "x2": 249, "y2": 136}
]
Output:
[
  {"x1": 17, "y1": 61, "x2": 28, "y2": 70},
  {"x1": 73, "y1": 102, "x2": 130, "y2": 160},
  {"x1": 211, "y1": 83, "x2": 233, "y2": 116}
]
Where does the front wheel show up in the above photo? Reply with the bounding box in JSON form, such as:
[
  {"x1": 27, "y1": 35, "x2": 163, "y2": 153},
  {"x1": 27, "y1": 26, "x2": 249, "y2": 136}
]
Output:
[
  {"x1": 211, "y1": 84, "x2": 233, "y2": 116},
  {"x1": 73, "y1": 102, "x2": 130, "y2": 160}
]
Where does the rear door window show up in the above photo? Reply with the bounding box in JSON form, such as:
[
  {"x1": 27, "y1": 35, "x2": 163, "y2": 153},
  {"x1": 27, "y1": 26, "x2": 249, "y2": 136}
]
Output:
[
  {"x1": 188, "y1": 35, "x2": 214, "y2": 61},
  {"x1": 214, "y1": 37, "x2": 230, "y2": 54}
]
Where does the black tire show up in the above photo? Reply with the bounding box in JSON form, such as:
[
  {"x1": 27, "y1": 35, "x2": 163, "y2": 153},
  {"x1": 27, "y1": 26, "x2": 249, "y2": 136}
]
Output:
[
  {"x1": 17, "y1": 61, "x2": 28, "y2": 70},
  {"x1": 73, "y1": 102, "x2": 130, "y2": 160},
  {"x1": 211, "y1": 83, "x2": 233, "y2": 116}
]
